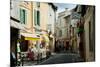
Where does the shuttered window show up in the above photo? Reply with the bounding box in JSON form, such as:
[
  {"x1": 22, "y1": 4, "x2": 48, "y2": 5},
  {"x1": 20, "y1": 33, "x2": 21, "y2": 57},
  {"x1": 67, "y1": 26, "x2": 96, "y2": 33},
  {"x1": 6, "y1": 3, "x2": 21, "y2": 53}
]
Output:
[
  {"x1": 34, "y1": 9, "x2": 40, "y2": 26},
  {"x1": 20, "y1": 9, "x2": 27, "y2": 24},
  {"x1": 37, "y1": 11, "x2": 40, "y2": 26},
  {"x1": 34, "y1": 9, "x2": 37, "y2": 25}
]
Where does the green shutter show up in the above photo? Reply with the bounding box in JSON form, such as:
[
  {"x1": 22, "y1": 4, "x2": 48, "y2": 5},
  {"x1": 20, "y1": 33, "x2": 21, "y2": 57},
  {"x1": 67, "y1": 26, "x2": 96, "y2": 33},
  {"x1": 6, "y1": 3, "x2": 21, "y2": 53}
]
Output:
[
  {"x1": 20, "y1": 9, "x2": 23, "y2": 24},
  {"x1": 22, "y1": 10, "x2": 24, "y2": 24},
  {"x1": 23, "y1": 10, "x2": 25, "y2": 24},
  {"x1": 25, "y1": 11, "x2": 27, "y2": 24},
  {"x1": 20, "y1": 9, "x2": 26, "y2": 24},
  {"x1": 37, "y1": 11, "x2": 40, "y2": 26},
  {"x1": 34, "y1": 9, "x2": 37, "y2": 25}
]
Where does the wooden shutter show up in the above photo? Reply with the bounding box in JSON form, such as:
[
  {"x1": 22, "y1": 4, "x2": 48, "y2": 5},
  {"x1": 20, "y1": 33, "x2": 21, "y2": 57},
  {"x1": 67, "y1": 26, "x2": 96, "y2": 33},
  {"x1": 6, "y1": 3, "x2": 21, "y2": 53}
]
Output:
[{"x1": 34, "y1": 9, "x2": 37, "y2": 25}]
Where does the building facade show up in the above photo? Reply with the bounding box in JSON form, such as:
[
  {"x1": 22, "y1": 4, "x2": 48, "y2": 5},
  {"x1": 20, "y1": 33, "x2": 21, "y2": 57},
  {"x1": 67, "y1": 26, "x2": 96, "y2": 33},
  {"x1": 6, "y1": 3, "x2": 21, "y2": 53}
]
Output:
[
  {"x1": 84, "y1": 6, "x2": 95, "y2": 61},
  {"x1": 75, "y1": 5, "x2": 95, "y2": 61},
  {"x1": 55, "y1": 9, "x2": 72, "y2": 51},
  {"x1": 10, "y1": 1, "x2": 57, "y2": 66}
]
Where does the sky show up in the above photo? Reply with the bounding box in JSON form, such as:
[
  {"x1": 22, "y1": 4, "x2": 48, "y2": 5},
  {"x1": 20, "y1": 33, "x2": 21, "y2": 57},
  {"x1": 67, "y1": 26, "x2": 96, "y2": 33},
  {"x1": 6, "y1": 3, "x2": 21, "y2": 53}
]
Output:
[
  {"x1": 54, "y1": 3, "x2": 77, "y2": 13},
  {"x1": 54, "y1": 3, "x2": 77, "y2": 20}
]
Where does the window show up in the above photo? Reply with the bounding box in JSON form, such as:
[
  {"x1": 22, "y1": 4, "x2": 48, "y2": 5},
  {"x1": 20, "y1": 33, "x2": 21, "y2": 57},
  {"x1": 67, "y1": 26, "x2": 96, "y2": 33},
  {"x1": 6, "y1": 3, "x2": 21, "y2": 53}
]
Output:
[
  {"x1": 60, "y1": 18, "x2": 61, "y2": 25},
  {"x1": 37, "y1": 11, "x2": 40, "y2": 26},
  {"x1": 59, "y1": 30, "x2": 62, "y2": 37},
  {"x1": 10, "y1": 1, "x2": 12, "y2": 9},
  {"x1": 20, "y1": 9, "x2": 27, "y2": 24},
  {"x1": 34, "y1": 9, "x2": 37, "y2": 25},
  {"x1": 34, "y1": 9, "x2": 40, "y2": 26}
]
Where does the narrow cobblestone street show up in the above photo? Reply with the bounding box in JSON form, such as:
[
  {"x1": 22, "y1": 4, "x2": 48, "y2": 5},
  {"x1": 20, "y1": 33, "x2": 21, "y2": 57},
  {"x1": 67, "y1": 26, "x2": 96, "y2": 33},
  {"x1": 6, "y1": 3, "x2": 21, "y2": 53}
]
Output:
[
  {"x1": 10, "y1": 1, "x2": 95, "y2": 66},
  {"x1": 39, "y1": 53, "x2": 84, "y2": 65},
  {"x1": 23, "y1": 51, "x2": 84, "y2": 66}
]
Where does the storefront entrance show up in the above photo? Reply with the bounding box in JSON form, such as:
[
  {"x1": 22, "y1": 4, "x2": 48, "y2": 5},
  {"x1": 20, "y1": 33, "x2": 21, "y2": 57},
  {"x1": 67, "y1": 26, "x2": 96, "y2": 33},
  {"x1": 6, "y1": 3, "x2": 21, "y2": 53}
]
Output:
[{"x1": 10, "y1": 27, "x2": 19, "y2": 66}]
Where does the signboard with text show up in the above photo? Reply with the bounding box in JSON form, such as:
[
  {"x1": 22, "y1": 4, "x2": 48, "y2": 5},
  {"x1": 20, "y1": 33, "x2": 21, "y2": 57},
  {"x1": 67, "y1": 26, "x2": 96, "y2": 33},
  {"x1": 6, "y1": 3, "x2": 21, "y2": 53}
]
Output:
[{"x1": 72, "y1": 12, "x2": 81, "y2": 19}]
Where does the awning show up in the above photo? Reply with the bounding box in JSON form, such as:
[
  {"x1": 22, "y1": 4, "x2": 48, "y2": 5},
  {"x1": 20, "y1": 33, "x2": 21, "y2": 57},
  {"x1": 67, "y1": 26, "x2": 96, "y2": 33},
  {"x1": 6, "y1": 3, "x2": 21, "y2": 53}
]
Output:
[
  {"x1": 25, "y1": 37, "x2": 40, "y2": 40},
  {"x1": 20, "y1": 32, "x2": 40, "y2": 40},
  {"x1": 43, "y1": 35, "x2": 49, "y2": 43},
  {"x1": 10, "y1": 19, "x2": 26, "y2": 31}
]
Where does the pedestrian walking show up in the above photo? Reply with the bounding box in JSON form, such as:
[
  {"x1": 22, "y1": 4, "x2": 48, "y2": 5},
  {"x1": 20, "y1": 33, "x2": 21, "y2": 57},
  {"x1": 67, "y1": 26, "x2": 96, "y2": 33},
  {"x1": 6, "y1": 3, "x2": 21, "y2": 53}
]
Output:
[
  {"x1": 11, "y1": 41, "x2": 16, "y2": 67},
  {"x1": 17, "y1": 42, "x2": 21, "y2": 66},
  {"x1": 10, "y1": 50, "x2": 16, "y2": 67},
  {"x1": 27, "y1": 46, "x2": 34, "y2": 61}
]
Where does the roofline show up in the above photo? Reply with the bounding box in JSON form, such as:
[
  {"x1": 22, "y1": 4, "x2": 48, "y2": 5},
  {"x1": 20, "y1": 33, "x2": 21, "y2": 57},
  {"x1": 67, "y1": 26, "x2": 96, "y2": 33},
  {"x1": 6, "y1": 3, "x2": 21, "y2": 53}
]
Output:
[{"x1": 48, "y1": 3, "x2": 57, "y2": 11}]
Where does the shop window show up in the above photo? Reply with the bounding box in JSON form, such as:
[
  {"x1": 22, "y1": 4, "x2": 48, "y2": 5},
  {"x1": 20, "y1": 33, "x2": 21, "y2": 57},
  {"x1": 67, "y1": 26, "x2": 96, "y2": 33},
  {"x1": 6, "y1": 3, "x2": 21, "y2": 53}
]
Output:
[{"x1": 20, "y1": 40, "x2": 28, "y2": 52}]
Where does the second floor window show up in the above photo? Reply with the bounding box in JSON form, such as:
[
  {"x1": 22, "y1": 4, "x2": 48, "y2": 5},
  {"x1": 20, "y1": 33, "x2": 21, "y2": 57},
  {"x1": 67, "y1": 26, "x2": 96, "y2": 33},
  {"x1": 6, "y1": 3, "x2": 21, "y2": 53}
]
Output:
[
  {"x1": 20, "y1": 9, "x2": 27, "y2": 24},
  {"x1": 34, "y1": 9, "x2": 40, "y2": 26},
  {"x1": 59, "y1": 30, "x2": 62, "y2": 37}
]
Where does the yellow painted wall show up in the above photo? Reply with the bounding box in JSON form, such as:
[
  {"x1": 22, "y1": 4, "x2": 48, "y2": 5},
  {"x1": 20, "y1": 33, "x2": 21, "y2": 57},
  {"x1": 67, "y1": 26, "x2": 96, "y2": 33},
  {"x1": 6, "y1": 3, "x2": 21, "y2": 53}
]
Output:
[
  {"x1": 19, "y1": 2, "x2": 33, "y2": 33},
  {"x1": 40, "y1": 3, "x2": 49, "y2": 31}
]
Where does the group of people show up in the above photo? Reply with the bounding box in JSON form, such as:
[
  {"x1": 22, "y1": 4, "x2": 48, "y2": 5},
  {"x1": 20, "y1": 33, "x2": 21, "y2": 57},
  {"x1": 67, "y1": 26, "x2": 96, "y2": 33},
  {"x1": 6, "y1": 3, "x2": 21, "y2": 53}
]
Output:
[
  {"x1": 55, "y1": 40, "x2": 71, "y2": 53},
  {"x1": 27, "y1": 40, "x2": 51, "y2": 62}
]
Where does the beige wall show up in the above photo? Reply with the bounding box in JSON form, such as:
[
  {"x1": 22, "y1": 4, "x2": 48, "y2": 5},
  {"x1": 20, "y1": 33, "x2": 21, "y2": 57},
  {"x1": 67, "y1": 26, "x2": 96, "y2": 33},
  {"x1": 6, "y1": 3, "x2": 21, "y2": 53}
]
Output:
[
  {"x1": 56, "y1": 11, "x2": 71, "y2": 40},
  {"x1": 84, "y1": 19, "x2": 90, "y2": 61},
  {"x1": 20, "y1": 2, "x2": 33, "y2": 33},
  {"x1": 40, "y1": 3, "x2": 49, "y2": 31},
  {"x1": 84, "y1": 7, "x2": 94, "y2": 61},
  {"x1": 32, "y1": 2, "x2": 50, "y2": 32},
  {"x1": 19, "y1": 2, "x2": 33, "y2": 48},
  {"x1": 11, "y1": 0, "x2": 20, "y2": 20}
]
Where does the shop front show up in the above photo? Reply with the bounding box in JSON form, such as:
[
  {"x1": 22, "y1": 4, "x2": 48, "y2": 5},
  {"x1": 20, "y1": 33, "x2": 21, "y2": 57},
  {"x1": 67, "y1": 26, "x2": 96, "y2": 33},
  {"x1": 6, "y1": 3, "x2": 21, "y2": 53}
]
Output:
[
  {"x1": 40, "y1": 31, "x2": 51, "y2": 58},
  {"x1": 10, "y1": 16, "x2": 26, "y2": 66},
  {"x1": 20, "y1": 32, "x2": 40, "y2": 61},
  {"x1": 16, "y1": 31, "x2": 51, "y2": 64},
  {"x1": 11, "y1": 27, "x2": 19, "y2": 66}
]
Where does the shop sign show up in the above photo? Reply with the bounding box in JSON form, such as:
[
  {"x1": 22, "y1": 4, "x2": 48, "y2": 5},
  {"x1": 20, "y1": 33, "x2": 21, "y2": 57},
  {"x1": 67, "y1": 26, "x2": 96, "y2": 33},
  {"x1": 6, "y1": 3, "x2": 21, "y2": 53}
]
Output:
[{"x1": 72, "y1": 12, "x2": 81, "y2": 19}]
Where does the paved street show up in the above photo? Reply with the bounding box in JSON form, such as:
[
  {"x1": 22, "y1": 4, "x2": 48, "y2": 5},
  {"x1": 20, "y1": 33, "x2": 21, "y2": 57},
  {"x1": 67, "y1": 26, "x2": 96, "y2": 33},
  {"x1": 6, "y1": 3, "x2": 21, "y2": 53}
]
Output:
[
  {"x1": 23, "y1": 52, "x2": 84, "y2": 66},
  {"x1": 10, "y1": 1, "x2": 95, "y2": 67},
  {"x1": 38, "y1": 53, "x2": 84, "y2": 65}
]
